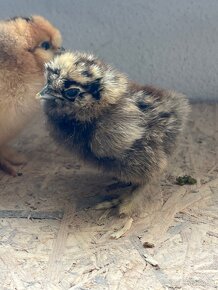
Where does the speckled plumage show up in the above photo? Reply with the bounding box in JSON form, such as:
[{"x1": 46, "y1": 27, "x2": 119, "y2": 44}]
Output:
[{"x1": 39, "y1": 51, "x2": 190, "y2": 216}]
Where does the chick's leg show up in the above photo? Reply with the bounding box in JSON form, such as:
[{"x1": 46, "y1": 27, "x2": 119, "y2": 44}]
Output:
[
  {"x1": 95, "y1": 182, "x2": 132, "y2": 210},
  {"x1": 110, "y1": 181, "x2": 162, "y2": 239},
  {"x1": 1, "y1": 146, "x2": 27, "y2": 165},
  {"x1": 118, "y1": 181, "x2": 161, "y2": 217},
  {"x1": 0, "y1": 156, "x2": 17, "y2": 176},
  {"x1": 0, "y1": 146, "x2": 26, "y2": 176},
  {"x1": 118, "y1": 185, "x2": 144, "y2": 217}
]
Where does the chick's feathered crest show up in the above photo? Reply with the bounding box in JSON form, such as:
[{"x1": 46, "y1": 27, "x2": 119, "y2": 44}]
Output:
[{"x1": 46, "y1": 51, "x2": 128, "y2": 104}]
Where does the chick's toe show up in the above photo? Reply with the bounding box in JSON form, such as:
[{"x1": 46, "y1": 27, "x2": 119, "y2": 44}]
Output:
[{"x1": 95, "y1": 198, "x2": 120, "y2": 210}]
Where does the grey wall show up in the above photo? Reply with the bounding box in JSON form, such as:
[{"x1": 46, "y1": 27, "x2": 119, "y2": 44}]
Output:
[{"x1": 0, "y1": 0, "x2": 218, "y2": 100}]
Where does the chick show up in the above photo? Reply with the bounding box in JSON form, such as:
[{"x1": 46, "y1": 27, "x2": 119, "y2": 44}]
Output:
[
  {"x1": 0, "y1": 16, "x2": 62, "y2": 176},
  {"x1": 38, "y1": 51, "x2": 190, "y2": 217}
]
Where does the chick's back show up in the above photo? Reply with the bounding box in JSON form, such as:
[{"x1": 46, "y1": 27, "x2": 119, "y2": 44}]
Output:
[{"x1": 89, "y1": 84, "x2": 189, "y2": 183}]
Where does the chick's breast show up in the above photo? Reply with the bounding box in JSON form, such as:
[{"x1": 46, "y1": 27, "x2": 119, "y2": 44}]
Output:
[{"x1": 0, "y1": 41, "x2": 40, "y2": 145}]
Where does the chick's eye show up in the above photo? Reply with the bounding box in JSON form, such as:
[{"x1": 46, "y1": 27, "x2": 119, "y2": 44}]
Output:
[
  {"x1": 40, "y1": 41, "x2": 51, "y2": 50},
  {"x1": 82, "y1": 71, "x2": 92, "y2": 77},
  {"x1": 65, "y1": 88, "x2": 81, "y2": 99}
]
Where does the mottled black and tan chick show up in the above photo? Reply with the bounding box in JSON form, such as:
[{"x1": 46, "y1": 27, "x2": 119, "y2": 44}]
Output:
[
  {"x1": 38, "y1": 51, "x2": 190, "y2": 217},
  {"x1": 0, "y1": 15, "x2": 62, "y2": 176}
]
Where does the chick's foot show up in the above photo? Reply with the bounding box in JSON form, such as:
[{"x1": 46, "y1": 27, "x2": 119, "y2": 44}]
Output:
[
  {"x1": 110, "y1": 217, "x2": 133, "y2": 239},
  {"x1": 95, "y1": 198, "x2": 120, "y2": 210},
  {"x1": 118, "y1": 198, "x2": 136, "y2": 217},
  {"x1": 118, "y1": 184, "x2": 148, "y2": 217},
  {"x1": 0, "y1": 146, "x2": 26, "y2": 176},
  {"x1": 109, "y1": 185, "x2": 149, "y2": 239},
  {"x1": 95, "y1": 183, "x2": 136, "y2": 213}
]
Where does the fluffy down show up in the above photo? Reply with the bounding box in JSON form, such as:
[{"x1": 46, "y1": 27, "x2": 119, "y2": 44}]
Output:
[
  {"x1": 0, "y1": 15, "x2": 62, "y2": 176},
  {"x1": 39, "y1": 51, "x2": 190, "y2": 216}
]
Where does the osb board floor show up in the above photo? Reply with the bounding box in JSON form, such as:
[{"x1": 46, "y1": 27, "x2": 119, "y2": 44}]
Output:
[{"x1": 0, "y1": 103, "x2": 217, "y2": 290}]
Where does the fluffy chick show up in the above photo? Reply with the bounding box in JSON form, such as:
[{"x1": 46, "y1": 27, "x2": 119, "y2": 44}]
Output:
[
  {"x1": 0, "y1": 16, "x2": 62, "y2": 176},
  {"x1": 38, "y1": 51, "x2": 190, "y2": 217}
]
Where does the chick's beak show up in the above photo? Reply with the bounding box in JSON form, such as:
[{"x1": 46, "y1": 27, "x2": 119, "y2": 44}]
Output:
[
  {"x1": 36, "y1": 86, "x2": 56, "y2": 101},
  {"x1": 55, "y1": 46, "x2": 65, "y2": 55}
]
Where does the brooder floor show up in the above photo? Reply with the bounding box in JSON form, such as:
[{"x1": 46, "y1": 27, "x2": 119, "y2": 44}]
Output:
[{"x1": 0, "y1": 102, "x2": 217, "y2": 290}]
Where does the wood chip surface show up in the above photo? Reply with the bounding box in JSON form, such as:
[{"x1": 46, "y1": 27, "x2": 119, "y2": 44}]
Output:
[{"x1": 0, "y1": 103, "x2": 217, "y2": 289}]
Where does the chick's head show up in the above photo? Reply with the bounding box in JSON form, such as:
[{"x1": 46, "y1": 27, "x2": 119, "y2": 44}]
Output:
[
  {"x1": 7, "y1": 16, "x2": 63, "y2": 67},
  {"x1": 38, "y1": 52, "x2": 128, "y2": 121}
]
